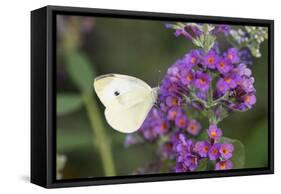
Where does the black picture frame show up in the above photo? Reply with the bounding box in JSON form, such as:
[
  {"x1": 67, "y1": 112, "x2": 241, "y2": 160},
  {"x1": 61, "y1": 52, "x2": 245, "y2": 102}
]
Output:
[{"x1": 31, "y1": 5, "x2": 274, "y2": 188}]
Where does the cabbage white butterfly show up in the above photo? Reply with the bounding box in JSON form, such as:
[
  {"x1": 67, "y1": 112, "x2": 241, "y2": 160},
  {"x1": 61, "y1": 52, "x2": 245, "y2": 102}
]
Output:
[{"x1": 93, "y1": 74, "x2": 159, "y2": 133}]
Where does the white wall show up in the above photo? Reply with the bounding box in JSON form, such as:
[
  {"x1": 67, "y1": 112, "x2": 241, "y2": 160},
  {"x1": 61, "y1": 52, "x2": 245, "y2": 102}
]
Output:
[{"x1": 0, "y1": 0, "x2": 279, "y2": 193}]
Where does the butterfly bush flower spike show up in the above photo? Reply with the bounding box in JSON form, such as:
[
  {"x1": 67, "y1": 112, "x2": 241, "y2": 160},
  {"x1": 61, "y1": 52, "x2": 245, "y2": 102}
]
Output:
[{"x1": 124, "y1": 22, "x2": 262, "y2": 173}]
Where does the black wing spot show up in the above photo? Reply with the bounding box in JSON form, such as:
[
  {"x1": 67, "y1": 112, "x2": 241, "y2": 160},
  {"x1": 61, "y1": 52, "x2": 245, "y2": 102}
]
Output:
[{"x1": 114, "y1": 91, "x2": 120, "y2": 96}]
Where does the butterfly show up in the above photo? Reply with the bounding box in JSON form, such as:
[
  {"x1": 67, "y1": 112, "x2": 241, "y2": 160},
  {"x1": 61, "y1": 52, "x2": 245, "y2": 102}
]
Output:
[{"x1": 93, "y1": 74, "x2": 159, "y2": 133}]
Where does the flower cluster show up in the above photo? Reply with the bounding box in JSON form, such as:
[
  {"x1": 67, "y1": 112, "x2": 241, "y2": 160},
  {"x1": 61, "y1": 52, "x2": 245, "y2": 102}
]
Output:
[
  {"x1": 133, "y1": 45, "x2": 256, "y2": 172},
  {"x1": 125, "y1": 23, "x2": 260, "y2": 173},
  {"x1": 173, "y1": 124, "x2": 234, "y2": 172},
  {"x1": 159, "y1": 46, "x2": 256, "y2": 115},
  {"x1": 138, "y1": 108, "x2": 169, "y2": 141}
]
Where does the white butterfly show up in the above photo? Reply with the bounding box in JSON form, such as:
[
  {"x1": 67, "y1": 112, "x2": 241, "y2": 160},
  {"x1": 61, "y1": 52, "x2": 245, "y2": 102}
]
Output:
[{"x1": 93, "y1": 74, "x2": 159, "y2": 133}]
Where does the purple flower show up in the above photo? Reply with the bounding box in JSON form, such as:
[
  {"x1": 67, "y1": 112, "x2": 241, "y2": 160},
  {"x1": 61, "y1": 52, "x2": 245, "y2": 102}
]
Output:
[
  {"x1": 185, "y1": 24, "x2": 203, "y2": 38},
  {"x1": 167, "y1": 65, "x2": 180, "y2": 78},
  {"x1": 186, "y1": 119, "x2": 201, "y2": 136},
  {"x1": 159, "y1": 102, "x2": 169, "y2": 112},
  {"x1": 194, "y1": 71, "x2": 212, "y2": 92},
  {"x1": 216, "y1": 58, "x2": 233, "y2": 74},
  {"x1": 219, "y1": 143, "x2": 234, "y2": 160},
  {"x1": 239, "y1": 48, "x2": 253, "y2": 65},
  {"x1": 216, "y1": 78, "x2": 229, "y2": 95},
  {"x1": 183, "y1": 50, "x2": 201, "y2": 67},
  {"x1": 154, "y1": 120, "x2": 170, "y2": 135},
  {"x1": 184, "y1": 155, "x2": 199, "y2": 171},
  {"x1": 160, "y1": 77, "x2": 180, "y2": 96},
  {"x1": 167, "y1": 106, "x2": 182, "y2": 120},
  {"x1": 170, "y1": 131, "x2": 183, "y2": 149},
  {"x1": 227, "y1": 102, "x2": 248, "y2": 112},
  {"x1": 180, "y1": 69, "x2": 194, "y2": 86},
  {"x1": 174, "y1": 133, "x2": 199, "y2": 172},
  {"x1": 215, "y1": 160, "x2": 233, "y2": 170},
  {"x1": 223, "y1": 73, "x2": 241, "y2": 89},
  {"x1": 233, "y1": 63, "x2": 252, "y2": 77},
  {"x1": 225, "y1": 48, "x2": 240, "y2": 63},
  {"x1": 213, "y1": 24, "x2": 230, "y2": 35},
  {"x1": 174, "y1": 162, "x2": 189, "y2": 172},
  {"x1": 138, "y1": 108, "x2": 161, "y2": 141},
  {"x1": 170, "y1": 25, "x2": 193, "y2": 40},
  {"x1": 174, "y1": 134, "x2": 193, "y2": 155},
  {"x1": 238, "y1": 77, "x2": 255, "y2": 93},
  {"x1": 166, "y1": 23, "x2": 203, "y2": 41},
  {"x1": 208, "y1": 143, "x2": 221, "y2": 160},
  {"x1": 175, "y1": 114, "x2": 188, "y2": 128},
  {"x1": 165, "y1": 95, "x2": 181, "y2": 107},
  {"x1": 242, "y1": 94, "x2": 256, "y2": 108},
  {"x1": 207, "y1": 124, "x2": 222, "y2": 141},
  {"x1": 194, "y1": 141, "x2": 210, "y2": 157},
  {"x1": 176, "y1": 155, "x2": 186, "y2": 163},
  {"x1": 204, "y1": 50, "x2": 219, "y2": 69}
]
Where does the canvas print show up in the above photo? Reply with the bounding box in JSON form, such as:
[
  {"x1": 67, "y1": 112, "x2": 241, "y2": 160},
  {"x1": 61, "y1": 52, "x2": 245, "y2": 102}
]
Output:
[{"x1": 56, "y1": 15, "x2": 269, "y2": 180}]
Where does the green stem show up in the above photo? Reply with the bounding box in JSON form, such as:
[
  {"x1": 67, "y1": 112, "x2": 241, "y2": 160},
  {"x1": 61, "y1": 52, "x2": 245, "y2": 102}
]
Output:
[
  {"x1": 206, "y1": 75, "x2": 217, "y2": 124},
  {"x1": 82, "y1": 92, "x2": 116, "y2": 176},
  {"x1": 187, "y1": 92, "x2": 208, "y2": 107}
]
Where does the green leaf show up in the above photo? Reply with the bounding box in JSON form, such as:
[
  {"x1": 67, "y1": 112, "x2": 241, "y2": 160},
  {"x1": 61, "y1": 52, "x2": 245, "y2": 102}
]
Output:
[
  {"x1": 196, "y1": 158, "x2": 208, "y2": 171},
  {"x1": 206, "y1": 160, "x2": 215, "y2": 170},
  {"x1": 197, "y1": 131, "x2": 208, "y2": 141},
  {"x1": 244, "y1": 120, "x2": 268, "y2": 168},
  {"x1": 65, "y1": 52, "x2": 96, "y2": 92},
  {"x1": 57, "y1": 93, "x2": 83, "y2": 116},
  {"x1": 220, "y1": 137, "x2": 246, "y2": 169}
]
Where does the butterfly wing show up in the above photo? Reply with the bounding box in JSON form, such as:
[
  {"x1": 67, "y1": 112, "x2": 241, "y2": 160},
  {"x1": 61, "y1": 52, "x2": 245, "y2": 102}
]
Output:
[
  {"x1": 104, "y1": 89, "x2": 155, "y2": 133},
  {"x1": 93, "y1": 74, "x2": 151, "y2": 107},
  {"x1": 93, "y1": 74, "x2": 157, "y2": 133}
]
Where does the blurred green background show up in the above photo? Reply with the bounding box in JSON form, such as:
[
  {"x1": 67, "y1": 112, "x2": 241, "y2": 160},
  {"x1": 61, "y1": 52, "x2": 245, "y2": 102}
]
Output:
[{"x1": 56, "y1": 15, "x2": 268, "y2": 180}]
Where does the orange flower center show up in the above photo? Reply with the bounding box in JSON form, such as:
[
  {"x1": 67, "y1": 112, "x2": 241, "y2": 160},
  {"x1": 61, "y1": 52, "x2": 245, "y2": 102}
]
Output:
[
  {"x1": 219, "y1": 62, "x2": 225, "y2": 68},
  {"x1": 172, "y1": 98, "x2": 178, "y2": 105},
  {"x1": 211, "y1": 131, "x2": 217, "y2": 138},
  {"x1": 199, "y1": 78, "x2": 206, "y2": 84},
  {"x1": 222, "y1": 148, "x2": 229, "y2": 154},
  {"x1": 225, "y1": 77, "x2": 232, "y2": 83},
  {"x1": 220, "y1": 162, "x2": 226, "y2": 169},
  {"x1": 187, "y1": 73, "x2": 193, "y2": 81},
  {"x1": 159, "y1": 123, "x2": 168, "y2": 132},
  {"x1": 204, "y1": 146, "x2": 209, "y2": 152},
  {"x1": 213, "y1": 149, "x2": 218, "y2": 155},
  {"x1": 191, "y1": 57, "x2": 197, "y2": 64},
  {"x1": 244, "y1": 96, "x2": 251, "y2": 103},
  {"x1": 170, "y1": 111, "x2": 177, "y2": 119},
  {"x1": 191, "y1": 157, "x2": 196, "y2": 164},
  {"x1": 179, "y1": 119, "x2": 186, "y2": 127},
  {"x1": 208, "y1": 57, "x2": 215, "y2": 64},
  {"x1": 228, "y1": 54, "x2": 233, "y2": 60},
  {"x1": 190, "y1": 124, "x2": 196, "y2": 131}
]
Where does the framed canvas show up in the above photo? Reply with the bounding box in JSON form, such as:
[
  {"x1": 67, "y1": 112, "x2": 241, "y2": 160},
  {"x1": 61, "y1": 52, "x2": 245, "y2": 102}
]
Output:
[{"x1": 31, "y1": 5, "x2": 274, "y2": 188}]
